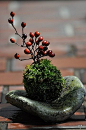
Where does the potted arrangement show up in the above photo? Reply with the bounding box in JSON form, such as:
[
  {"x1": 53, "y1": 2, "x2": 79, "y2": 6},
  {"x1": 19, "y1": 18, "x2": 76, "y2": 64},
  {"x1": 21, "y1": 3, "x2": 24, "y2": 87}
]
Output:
[{"x1": 6, "y1": 12, "x2": 85, "y2": 123}]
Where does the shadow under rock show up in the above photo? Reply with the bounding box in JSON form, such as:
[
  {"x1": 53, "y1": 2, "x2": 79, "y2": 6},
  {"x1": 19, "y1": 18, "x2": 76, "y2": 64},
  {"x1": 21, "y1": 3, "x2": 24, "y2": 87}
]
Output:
[
  {"x1": 0, "y1": 103, "x2": 85, "y2": 130},
  {"x1": 0, "y1": 104, "x2": 51, "y2": 125}
]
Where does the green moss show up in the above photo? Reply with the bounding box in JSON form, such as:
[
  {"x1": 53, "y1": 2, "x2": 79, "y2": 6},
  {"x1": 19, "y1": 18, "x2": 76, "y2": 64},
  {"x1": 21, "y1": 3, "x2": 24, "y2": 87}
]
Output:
[
  {"x1": 52, "y1": 77, "x2": 83, "y2": 111},
  {"x1": 23, "y1": 59, "x2": 65, "y2": 103},
  {"x1": 70, "y1": 79, "x2": 81, "y2": 89}
]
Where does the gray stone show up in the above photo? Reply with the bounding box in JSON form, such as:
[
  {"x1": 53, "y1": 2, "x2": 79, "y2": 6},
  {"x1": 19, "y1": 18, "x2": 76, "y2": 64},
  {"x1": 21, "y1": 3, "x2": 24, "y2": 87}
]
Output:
[
  {"x1": 5, "y1": 76, "x2": 85, "y2": 123},
  {"x1": 0, "y1": 123, "x2": 8, "y2": 130}
]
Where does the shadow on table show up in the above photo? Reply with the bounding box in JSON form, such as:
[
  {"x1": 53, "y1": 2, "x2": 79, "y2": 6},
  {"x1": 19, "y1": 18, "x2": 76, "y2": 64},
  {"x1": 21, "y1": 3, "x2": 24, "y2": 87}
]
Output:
[
  {"x1": 0, "y1": 104, "x2": 52, "y2": 125},
  {"x1": 0, "y1": 103, "x2": 85, "y2": 127}
]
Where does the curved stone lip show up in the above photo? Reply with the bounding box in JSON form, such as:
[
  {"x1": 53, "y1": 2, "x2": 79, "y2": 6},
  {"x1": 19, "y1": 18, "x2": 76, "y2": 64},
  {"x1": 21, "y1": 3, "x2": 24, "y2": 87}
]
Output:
[{"x1": 5, "y1": 76, "x2": 85, "y2": 123}]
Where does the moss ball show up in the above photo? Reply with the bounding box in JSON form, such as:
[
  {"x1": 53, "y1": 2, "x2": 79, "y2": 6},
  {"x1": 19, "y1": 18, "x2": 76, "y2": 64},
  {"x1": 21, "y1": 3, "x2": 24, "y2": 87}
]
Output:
[{"x1": 23, "y1": 59, "x2": 65, "y2": 103}]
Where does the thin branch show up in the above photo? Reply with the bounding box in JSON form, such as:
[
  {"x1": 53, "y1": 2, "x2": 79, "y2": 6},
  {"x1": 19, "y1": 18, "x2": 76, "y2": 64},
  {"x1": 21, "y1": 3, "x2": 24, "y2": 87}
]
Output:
[
  {"x1": 15, "y1": 43, "x2": 27, "y2": 47},
  {"x1": 10, "y1": 20, "x2": 51, "y2": 63},
  {"x1": 15, "y1": 42, "x2": 21, "y2": 47},
  {"x1": 12, "y1": 24, "x2": 22, "y2": 39},
  {"x1": 36, "y1": 54, "x2": 48, "y2": 59},
  {"x1": 19, "y1": 57, "x2": 32, "y2": 61},
  {"x1": 22, "y1": 27, "x2": 24, "y2": 35}
]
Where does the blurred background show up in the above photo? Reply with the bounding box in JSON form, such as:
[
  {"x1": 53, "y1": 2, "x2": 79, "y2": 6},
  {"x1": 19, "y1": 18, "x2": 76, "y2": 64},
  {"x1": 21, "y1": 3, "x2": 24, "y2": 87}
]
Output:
[{"x1": 0, "y1": 1, "x2": 86, "y2": 103}]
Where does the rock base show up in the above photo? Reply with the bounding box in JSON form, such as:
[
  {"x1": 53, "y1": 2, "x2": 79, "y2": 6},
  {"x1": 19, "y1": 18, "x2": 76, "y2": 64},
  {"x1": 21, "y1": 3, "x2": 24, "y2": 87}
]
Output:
[{"x1": 6, "y1": 76, "x2": 85, "y2": 122}]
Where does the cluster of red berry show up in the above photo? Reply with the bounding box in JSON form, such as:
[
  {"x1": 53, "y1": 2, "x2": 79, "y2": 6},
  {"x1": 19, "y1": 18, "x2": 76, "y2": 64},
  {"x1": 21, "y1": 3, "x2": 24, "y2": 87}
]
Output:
[{"x1": 8, "y1": 12, "x2": 55, "y2": 63}]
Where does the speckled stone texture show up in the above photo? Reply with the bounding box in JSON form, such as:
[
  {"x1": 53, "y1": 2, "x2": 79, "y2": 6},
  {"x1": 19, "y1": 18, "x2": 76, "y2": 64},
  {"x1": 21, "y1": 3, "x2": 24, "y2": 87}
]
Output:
[{"x1": 5, "y1": 76, "x2": 85, "y2": 122}]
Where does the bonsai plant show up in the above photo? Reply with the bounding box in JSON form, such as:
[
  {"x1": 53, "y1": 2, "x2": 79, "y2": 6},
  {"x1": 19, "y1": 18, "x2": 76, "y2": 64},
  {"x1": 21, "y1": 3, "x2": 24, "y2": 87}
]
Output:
[{"x1": 6, "y1": 12, "x2": 85, "y2": 122}]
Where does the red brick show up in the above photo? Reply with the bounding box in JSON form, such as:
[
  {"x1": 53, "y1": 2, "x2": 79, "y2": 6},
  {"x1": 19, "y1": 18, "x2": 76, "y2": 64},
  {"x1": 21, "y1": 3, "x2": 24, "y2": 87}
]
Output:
[
  {"x1": 53, "y1": 50, "x2": 66, "y2": 56},
  {"x1": 12, "y1": 58, "x2": 74, "y2": 76},
  {"x1": 74, "y1": 112, "x2": 85, "y2": 116},
  {"x1": 9, "y1": 86, "x2": 24, "y2": 91},
  {"x1": 0, "y1": 86, "x2": 3, "y2": 92},
  {"x1": 0, "y1": 70, "x2": 73, "y2": 87},
  {"x1": 77, "y1": 50, "x2": 86, "y2": 57},
  {"x1": 0, "y1": 72, "x2": 23, "y2": 86},
  {"x1": 0, "y1": 58, "x2": 6, "y2": 71},
  {"x1": 84, "y1": 85, "x2": 86, "y2": 92},
  {"x1": 0, "y1": 86, "x2": 3, "y2": 102},
  {"x1": 57, "y1": 121, "x2": 86, "y2": 127},
  {"x1": 12, "y1": 59, "x2": 32, "y2": 71},
  {"x1": 0, "y1": 116, "x2": 11, "y2": 122},
  {"x1": 76, "y1": 44, "x2": 86, "y2": 57},
  {"x1": 61, "y1": 69, "x2": 74, "y2": 76},
  {"x1": 83, "y1": 72, "x2": 86, "y2": 83},
  {"x1": 0, "y1": 1, "x2": 9, "y2": 7},
  {"x1": 0, "y1": 45, "x2": 66, "y2": 58},
  {"x1": 71, "y1": 109, "x2": 85, "y2": 120},
  {"x1": 8, "y1": 123, "x2": 32, "y2": 129},
  {"x1": 84, "y1": 85, "x2": 86, "y2": 100},
  {"x1": 50, "y1": 57, "x2": 86, "y2": 69},
  {"x1": 48, "y1": 36, "x2": 86, "y2": 45},
  {"x1": 8, "y1": 121, "x2": 86, "y2": 129},
  {"x1": 84, "y1": 95, "x2": 86, "y2": 100},
  {"x1": 0, "y1": 45, "x2": 27, "y2": 58}
]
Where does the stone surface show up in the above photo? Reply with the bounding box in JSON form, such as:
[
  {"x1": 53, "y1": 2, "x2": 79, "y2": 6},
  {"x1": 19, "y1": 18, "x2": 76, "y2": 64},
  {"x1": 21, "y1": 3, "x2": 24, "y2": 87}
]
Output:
[{"x1": 5, "y1": 76, "x2": 85, "y2": 123}]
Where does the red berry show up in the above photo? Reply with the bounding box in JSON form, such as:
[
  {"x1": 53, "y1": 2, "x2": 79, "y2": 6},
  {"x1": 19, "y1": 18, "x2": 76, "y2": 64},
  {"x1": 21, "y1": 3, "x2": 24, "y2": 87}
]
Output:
[
  {"x1": 42, "y1": 40, "x2": 47, "y2": 46},
  {"x1": 36, "y1": 40, "x2": 40, "y2": 45},
  {"x1": 41, "y1": 51, "x2": 47, "y2": 55},
  {"x1": 29, "y1": 32, "x2": 35, "y2": 38},
  {"x1": 35, "y1": 31, "x2": 40, "y2": 37},
  {"x1": 8, "y1": 18, "x2": 13, "y2": 24},
  {"x1": 49, "y1": 53, "x2": 55, "y2": 57},
  {"x1": 29, "y1": 38, "x2": 34, "y2": 43},
  {"x1": 38, "y1": 46, "x2": 44, "y2": 50},
  {"x1": 21, "y1": 22, "x2": 26, "y2": 28},
  {"x1": 22, "y1": 34, "x2": 27, "y2": 39},
  {"x1": 24, "y1": 48, "x2": 31, "y2": 54},
  {"x1": 47, "y1": 50, "x2": 52, "y2": 55},
  {"x1": 42, "y1": 40, "x2": 50, "y2": 46},
  {"x1": 48, "y1": 50, "x2": 55, "y2": 57},
  {"x1": 26, "y1": 42, "x2": 32, "y2": 47},
  {"x1": 14, "y1": 53, "x2": 20, "y2": 59},
  {"x1": 45, "y1": 41, "x2": 50, "y2": 46},
  {"x1": 43, "y1": 46, "x2": 48, "y2": 51},
  {"x1": 38, "y1": 36, "x2": 43, "y2": 42},
  {"x1": 10, "y1": 38, "x2": 15, "y2": 43},
  {"x1": 10, "y1": 12, "x2": 15, "y2": 17}
]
